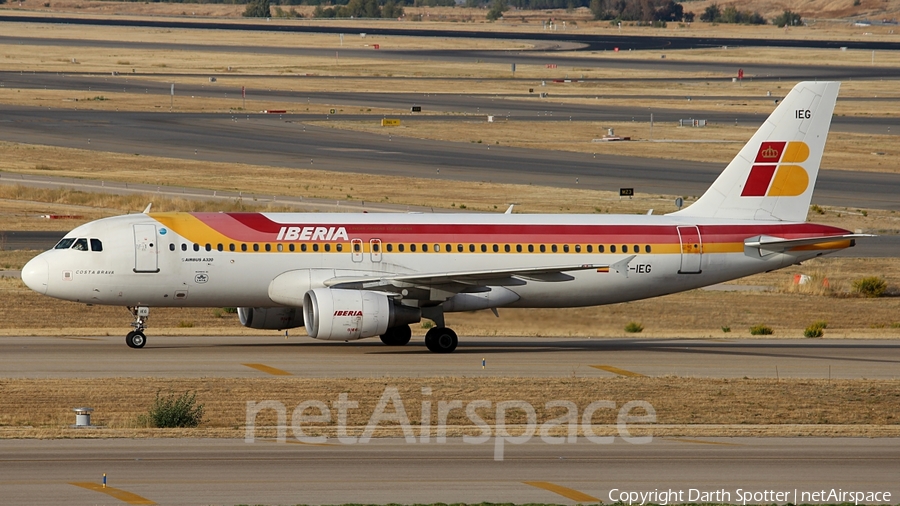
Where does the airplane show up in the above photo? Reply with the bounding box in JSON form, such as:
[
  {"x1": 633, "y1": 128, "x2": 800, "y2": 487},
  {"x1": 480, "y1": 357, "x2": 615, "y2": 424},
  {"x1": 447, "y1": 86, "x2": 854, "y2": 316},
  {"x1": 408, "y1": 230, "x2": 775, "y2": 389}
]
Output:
[{"x1": 20, "y1": 81, "x2": 866, "y2": 353}]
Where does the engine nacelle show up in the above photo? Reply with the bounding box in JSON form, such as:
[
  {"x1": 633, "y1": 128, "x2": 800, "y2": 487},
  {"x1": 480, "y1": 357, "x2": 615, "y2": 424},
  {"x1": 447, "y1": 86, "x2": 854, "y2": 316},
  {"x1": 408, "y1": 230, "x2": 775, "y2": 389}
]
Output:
[
  {"x1": 303, "y1": 288, "x2": 420, "y2": 341},
  {"x1": 238, "y1": 307, "x2": 304, "y2": 330}
]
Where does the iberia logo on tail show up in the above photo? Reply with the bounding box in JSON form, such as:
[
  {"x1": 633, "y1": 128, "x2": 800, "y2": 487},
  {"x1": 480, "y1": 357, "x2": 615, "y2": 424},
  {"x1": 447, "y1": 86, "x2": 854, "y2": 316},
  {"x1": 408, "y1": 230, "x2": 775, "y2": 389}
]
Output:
[{"x1": 741, "y1": 141, "x2": 810, "y2": 197}]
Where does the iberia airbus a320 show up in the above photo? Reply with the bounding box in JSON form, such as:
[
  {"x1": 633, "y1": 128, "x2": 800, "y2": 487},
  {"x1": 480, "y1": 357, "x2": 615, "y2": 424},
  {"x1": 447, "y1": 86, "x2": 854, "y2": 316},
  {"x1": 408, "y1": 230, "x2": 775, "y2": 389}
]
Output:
[{"x1": 21, "y1": 81, "x2": 865, "y2": 353}]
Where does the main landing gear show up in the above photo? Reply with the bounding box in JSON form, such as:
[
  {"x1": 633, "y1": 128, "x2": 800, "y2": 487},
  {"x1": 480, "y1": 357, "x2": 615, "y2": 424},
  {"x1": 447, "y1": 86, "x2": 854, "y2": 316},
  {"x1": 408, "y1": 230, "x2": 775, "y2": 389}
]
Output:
[
  {"x1": 424, "y1": 327, "x2": 458, "y2": 353},
  {"x1": 380, "y1": 325, "x2": 412, "y2": 346},
  {"x1": 126, "y1": 306, "x2": 149, "y2": 349},
  {"x1": 379, "y1": 324, "x2": 459, "y2": 353}
]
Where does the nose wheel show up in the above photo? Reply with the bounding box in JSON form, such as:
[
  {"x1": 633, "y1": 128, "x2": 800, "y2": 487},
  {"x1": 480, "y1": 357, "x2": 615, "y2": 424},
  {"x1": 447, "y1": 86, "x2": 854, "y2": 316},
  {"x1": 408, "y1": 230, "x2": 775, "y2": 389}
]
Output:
[
  {"x1": 126, "y1": 330, "x2": 146, "y2": 348},
  {"x1": 126, "y1": 306, "x2": 150, "y2": 349}
]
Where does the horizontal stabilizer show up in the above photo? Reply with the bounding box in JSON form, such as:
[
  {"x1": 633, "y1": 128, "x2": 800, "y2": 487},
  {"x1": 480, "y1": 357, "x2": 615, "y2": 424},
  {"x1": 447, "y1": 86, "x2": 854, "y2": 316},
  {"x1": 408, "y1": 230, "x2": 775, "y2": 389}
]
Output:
[{"x1": 744, "y1": 234, "x2": 873, "y2": 256}]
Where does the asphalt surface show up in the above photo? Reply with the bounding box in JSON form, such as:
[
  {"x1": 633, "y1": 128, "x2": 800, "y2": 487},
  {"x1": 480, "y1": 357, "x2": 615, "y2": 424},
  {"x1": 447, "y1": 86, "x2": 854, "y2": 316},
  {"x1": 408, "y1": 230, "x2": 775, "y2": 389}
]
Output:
[
  {"x1": 1, "y1": 335, "x2": 897, "y2": 379},
  {"x1": 0, "y1": 437, "x2": 896, "y2": 505}
]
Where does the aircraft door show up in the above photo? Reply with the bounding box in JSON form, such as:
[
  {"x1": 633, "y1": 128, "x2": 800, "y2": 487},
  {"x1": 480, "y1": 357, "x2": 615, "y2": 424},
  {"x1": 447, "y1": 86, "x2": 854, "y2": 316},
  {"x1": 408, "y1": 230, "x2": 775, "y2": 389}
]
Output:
[
  {"x1": 351, "y1": 239, "x2": 363, "y2": 263},
  {"x1": 133, "y1": 224, "x2": 160, "y2": 273},
  {"x1": 370, "y1": 239, "x2": 382, "y2": 262},
  {"x1": 676, "y1": 226, "x2": 702, "y2": 274}
]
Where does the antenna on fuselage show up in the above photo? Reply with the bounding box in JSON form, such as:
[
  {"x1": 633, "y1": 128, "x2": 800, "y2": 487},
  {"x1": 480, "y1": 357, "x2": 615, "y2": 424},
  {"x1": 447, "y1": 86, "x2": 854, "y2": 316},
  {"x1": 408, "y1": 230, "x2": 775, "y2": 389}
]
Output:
[
  {"x1": 505, "y1": 204, "x2": 516, "y2": 214},
  {"x1": 142, "y1": 203, "x2": 153, "y2": 214}
]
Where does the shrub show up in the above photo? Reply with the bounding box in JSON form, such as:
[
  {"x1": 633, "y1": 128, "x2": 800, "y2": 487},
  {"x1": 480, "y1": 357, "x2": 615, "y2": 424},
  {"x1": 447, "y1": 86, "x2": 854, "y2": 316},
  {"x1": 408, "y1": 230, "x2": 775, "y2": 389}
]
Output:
[
  {"x1": 804, "y1": 322, "x2": 826, "y2": 338},
  {"x1": 144, "y1": 391, "x2": 205, "y2": 428},
  {"x1": 223, "y1": 307, "x2": 238, "y2": 314},
  {"x1": 852, "y1": 276, "x2": 887, "y2": 297},
  {"x1": 721, "y1": 326, "x2": 731, "y2": 333},
  {"x1": 625, "y1": 322, "x2": 644, "y2": 333},
  {"x1": 749, "y1": 324, "x2": 774, "y2": 335}
]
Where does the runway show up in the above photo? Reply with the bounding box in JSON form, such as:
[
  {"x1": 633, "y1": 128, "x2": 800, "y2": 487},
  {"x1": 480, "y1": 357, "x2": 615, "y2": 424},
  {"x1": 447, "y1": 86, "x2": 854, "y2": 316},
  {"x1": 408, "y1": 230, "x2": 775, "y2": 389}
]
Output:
[
  {"x1": 2, "y1": 108, "x2": 899, "y2": 211},
  {"x1": 1, "y1": 335, "x2": 897, "y2": 379},
  {"x1": 0, "y1": 437, "x2": 897, "y2": 505}
]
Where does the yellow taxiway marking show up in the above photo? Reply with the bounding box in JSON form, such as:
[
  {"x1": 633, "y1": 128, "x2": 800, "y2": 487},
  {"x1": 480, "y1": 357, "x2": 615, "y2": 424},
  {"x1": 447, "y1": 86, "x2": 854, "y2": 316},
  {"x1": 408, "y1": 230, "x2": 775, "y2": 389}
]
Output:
[
  {"x1": 524, "y1": 481, "x2": 600, "y2": 502},
  {"x1": 590, "y1": 365, "x2": 645, "y2": 377},
  {"x1": 70, "y1": 482, "x2": 156, "y2": 505},
  {"x1": 242, "y1": 363, "x2": 292, "y2": 376},
  {"x1": 664, "y1": 438, "x2": 743, "y2": 446}
]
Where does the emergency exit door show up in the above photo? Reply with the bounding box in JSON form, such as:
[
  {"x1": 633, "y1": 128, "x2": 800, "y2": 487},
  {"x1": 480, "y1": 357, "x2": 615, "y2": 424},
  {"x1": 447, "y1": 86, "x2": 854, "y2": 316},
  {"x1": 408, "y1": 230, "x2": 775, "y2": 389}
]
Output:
[{"x1": 676, "y1": 226, "x2": 702, "y2": 274}]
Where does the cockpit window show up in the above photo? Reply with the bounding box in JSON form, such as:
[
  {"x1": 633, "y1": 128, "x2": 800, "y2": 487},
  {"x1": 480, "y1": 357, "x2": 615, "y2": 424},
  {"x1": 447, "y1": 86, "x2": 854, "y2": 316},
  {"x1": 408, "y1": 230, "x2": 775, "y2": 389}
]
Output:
[
  {"x1": 72, "y1": 238, "x2": 89, "y2": 251},
  {"x1": 90, "y1": 239, "x2": 103, "y2": 252},
  {"x1": 54, "y1": 238, "x2": 76, "y2": 250}
]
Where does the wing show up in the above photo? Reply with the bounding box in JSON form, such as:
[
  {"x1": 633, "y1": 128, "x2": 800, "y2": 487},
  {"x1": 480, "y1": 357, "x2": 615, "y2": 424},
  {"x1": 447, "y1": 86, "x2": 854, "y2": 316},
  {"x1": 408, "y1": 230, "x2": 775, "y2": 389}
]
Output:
[{"x1": 324, "y1": 256, "x2": 635, "y2": 300}]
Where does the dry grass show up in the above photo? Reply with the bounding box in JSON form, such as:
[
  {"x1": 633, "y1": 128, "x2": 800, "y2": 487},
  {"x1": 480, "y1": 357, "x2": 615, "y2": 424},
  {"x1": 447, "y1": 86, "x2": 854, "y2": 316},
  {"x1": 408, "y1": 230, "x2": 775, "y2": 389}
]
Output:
[{"x1": 0, "y1": 377, "x2": 897, "y2": 439}]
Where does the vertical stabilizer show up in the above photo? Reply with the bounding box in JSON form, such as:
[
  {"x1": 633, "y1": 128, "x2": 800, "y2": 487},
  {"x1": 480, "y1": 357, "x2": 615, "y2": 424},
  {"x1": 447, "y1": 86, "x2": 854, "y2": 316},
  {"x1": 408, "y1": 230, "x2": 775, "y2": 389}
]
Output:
[{"x1": 671, "y1": 81, "x2": 840, "y2": 222}]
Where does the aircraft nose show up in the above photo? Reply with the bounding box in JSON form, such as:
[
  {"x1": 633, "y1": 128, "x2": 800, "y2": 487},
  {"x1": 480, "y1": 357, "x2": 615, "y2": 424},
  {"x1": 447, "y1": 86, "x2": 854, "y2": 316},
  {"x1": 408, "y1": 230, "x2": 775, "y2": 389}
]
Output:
[{"x1": 21, "y1": 256, "x2": 49, "y2": 295}]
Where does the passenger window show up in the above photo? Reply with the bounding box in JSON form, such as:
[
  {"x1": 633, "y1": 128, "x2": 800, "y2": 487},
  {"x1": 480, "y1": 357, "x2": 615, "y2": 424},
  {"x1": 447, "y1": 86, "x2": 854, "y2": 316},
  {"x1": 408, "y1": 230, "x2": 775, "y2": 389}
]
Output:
[
  {"x1": 399, "y1": 244, "x2": 405, "y2": 252},
  {"x1": 241, "y1": 244, "x2": 248, "y2": 252},
  {"x1": 528, "y1": 244, "x2": 534, "y2": 253},
  {"x1": 516, "y1": 244, "x2": 522, "y2": 253},
  {"x1": 422, "y1": 244, "x2": 428, "y2": 252},
  {"x1": 336, "y1": 244, "x2": 342, "y2": 252},
  {"x1": 253, "y1": 244, "x2": 259, "y2": 252},
  {"x1": 169, "y1": 243, "x2": 175, "y2": 252},
  {"x1": 181, "y1": 244, "x2": 187, "y2": 252},
  {"x1": 504, "y1": 244, "x2": 510, "y2": 253},
  {"x1": 54, "y1": 238, "x2": 75, "y2": 249},
  {"x1": 410, "y1": 244, "x2": 417, "y2": 252},
  {"x1": 312, "y1": 244, "x2": 319, "y2": 252},
  {"x1": 72, "y1": 238, "x2": 89, "y2": 251},
  {"x1": 610, "y1": 245, "x2": 617, "y2": 253},
  {"x1": 277, "y1": 244, "x2": 284, "y2": 252},
  {"x1": 301, "y1": 244, "x2": 307, "y2": 252},
  {"x1": 386, "y1": 244, "x2": 393, "y2": 252},
  {"x1": 551, "y1": 245, "x2": 558, "y2": 253},
  {"x1": 229, "y1": 244, "x2": 236, "y2": 252},
  {"x1": 354, "y1": 243, "x2": 361, "y2": 252},
  {"x1": 563, "y1": 245, "x2": 569, "y2": 253},
  {"x1": 372, "y1": 243, "x2": 379, "y2": 252},
  {"x1": 481, "y1": 244, "x2": 487, "y2": 253},
  {"x1": 265, "y1": 244, "x2": 271, "y2": 252},
  {"x1": 599, "y1": 245, "x2": 605, "y2": 253},
  {"x1": 217, "y1": 244, "x2": 224, "y2": 252},
  {"x1": 324, "y1": 244, "x2": 330, "y2": 252},
  {"x1": 205, "y1": 243, "x2": 212, "y2": 252},
  {"x1": 622, "y1": 245, "x2": 628, "y2": 253},
  {"x1": 445, "y1": 244, "x2": 451, "y2": 252},
  {"x1": 645, "y1": 245, "x2": 652, "y2": 253},
  {"x1": 289, "y1": 244, "x2": 295, "y2": 252},
  {"x1": 587, "y1": 245, "x2": 593, "y2": 253},
  {"x1": 457, "y1": 244, "x2": 463, "y2": 252},
  {"x1": 575, "y1": 245, "x2": 581, "y2": 253},
  {"x1": 193, "y1": 244, "x2": 200, "y2": 252},
  {"x1": 540, "y1": 245, "x2": 546, "y2": 253},
  {"x1": 469, "y1": 244, "x2": 475, "y2": 253}
]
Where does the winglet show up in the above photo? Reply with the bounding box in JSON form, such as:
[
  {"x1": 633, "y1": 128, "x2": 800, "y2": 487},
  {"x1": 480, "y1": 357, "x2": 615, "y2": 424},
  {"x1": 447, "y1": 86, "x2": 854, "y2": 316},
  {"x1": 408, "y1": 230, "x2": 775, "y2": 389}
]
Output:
[
  {"x1": 142, "y1": 203, "x2": 153, "y2": 214},
  {"x1": 505, "y1": 204, "x2": 515, "y2": 214}
]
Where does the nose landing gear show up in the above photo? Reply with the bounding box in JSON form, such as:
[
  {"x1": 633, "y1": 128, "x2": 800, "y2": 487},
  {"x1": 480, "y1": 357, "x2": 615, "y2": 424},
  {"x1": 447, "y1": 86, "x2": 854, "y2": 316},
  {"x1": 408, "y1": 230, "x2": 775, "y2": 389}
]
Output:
[{"x1": 126, "y1": 306, "x2": 149, "y2": 349}]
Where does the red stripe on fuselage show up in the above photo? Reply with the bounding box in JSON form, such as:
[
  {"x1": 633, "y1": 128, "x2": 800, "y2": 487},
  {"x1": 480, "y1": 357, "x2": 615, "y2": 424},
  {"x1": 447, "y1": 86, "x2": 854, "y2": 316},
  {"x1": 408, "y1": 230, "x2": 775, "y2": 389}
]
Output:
[{"x1": 186, "y1": 213, "x2": 849, "y2": 244}]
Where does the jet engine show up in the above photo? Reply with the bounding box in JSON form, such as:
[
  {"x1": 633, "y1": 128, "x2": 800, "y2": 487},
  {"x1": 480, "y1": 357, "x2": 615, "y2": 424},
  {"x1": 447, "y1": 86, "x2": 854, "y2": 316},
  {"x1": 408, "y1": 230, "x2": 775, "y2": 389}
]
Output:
[
  {"x1": 238, "y1": 307, "x2": 304, "y2": 330},
  {"x1": 303, "y1": 288, "x2": 420, "y2": 340}
]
